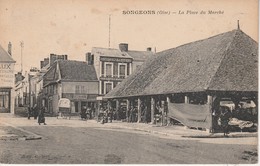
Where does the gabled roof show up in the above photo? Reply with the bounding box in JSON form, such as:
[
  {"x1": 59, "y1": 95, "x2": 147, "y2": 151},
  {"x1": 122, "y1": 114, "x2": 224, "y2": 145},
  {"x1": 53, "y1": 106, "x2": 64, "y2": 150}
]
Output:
[
  {"x1": 44, "y1": 60, "x2": 98, "y2": 86},
  {"x1": 58, "y1": 60, "x2": 98, "y2": 81},
  {"x1": 92, "y1": 47, "x2": 133, "y2": 59},
  {"x1": 0, "y1": 44, "x2": 15, "y2": 63},
  {"x1": 105, "y1": 29, "x2": 258, "y2": 98}
]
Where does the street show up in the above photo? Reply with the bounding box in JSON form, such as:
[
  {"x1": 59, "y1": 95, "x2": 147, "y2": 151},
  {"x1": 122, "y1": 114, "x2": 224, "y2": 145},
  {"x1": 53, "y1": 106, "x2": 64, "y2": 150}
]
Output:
[{"x1": 0, "y1": 116, "x2": 258, "y2": 164}]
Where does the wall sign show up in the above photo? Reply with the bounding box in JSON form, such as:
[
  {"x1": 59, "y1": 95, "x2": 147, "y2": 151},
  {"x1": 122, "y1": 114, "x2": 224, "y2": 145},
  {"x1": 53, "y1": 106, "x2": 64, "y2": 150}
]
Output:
[{"x1": 0, "y1": 63, "x2": 15, "y2": 87}]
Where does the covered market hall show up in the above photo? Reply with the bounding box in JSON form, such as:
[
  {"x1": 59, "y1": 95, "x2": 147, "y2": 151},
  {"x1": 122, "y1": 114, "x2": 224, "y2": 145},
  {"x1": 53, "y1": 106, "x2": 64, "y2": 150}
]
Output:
[{"x1": 103, "y1": 28, "x2": 258, "y2": 133}]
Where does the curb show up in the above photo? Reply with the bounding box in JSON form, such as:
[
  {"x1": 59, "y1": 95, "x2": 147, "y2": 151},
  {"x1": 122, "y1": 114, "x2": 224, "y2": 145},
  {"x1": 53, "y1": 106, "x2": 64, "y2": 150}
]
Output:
[
  {"x1": 0, "y1": 121, "x2": 42, "y2": 141},
  {"x1": 101, "y1": 122, "x2": 258, "y2": 139}
]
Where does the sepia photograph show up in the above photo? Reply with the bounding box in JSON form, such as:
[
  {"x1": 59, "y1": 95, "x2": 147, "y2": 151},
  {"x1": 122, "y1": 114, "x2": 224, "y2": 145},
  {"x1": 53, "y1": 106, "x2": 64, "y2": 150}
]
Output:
[{"x1": 0, "y1": 0, "x2": 258, "y2": 164}]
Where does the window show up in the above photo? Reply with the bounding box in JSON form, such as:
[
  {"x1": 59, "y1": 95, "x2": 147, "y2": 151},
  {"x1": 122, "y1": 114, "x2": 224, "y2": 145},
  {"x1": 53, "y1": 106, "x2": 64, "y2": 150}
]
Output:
[
  {"x1": 119, "y1": 64, "x2": 126, "y2": 78},
  {"x1": 81, "y1": 86, "x2": 86, "y2": 93},
  {"x1": 105, "y1": 82, "x2": 112, "y2": 94},
  {"x1": 101, "y1": 62, "x2": 105, "y2": 76},
  {"x1": 0, "y1": 91, "x2": 10, "y2": 112},
  {"x1": 75, "y1": 85, "x2": 80, "y2": 93},
  {"x1": 105, "y1": 63, "x2": 112, "y2": 77}
]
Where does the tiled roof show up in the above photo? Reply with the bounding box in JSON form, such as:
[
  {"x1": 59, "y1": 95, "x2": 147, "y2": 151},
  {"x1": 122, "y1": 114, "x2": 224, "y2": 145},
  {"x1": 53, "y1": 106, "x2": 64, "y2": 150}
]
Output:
[
  {"x1": 0, "y1": 44, "x2": 15, "y2": 62},
  {"x1": 126, "y1": 50, "x2": 154, "y2": 61},
  {"x1": 105, "y1": 29, "x2": 258, "y2": 98},
  {"x1": 43, "y1": 60, "x2": 98, "y2": 87},
  {"x1": 91, "y1": 47, "x2": 133, "y2": 59},
  {"x1": 58, "y1": 60, "x2": 98, "y2": 81}
]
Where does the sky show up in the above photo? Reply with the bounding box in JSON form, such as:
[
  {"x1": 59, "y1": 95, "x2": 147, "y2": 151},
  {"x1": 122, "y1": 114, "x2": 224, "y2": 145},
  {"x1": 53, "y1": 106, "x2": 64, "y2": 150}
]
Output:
[{"x1": 0, "y1": 0, "x2": 258, "y2": 73}]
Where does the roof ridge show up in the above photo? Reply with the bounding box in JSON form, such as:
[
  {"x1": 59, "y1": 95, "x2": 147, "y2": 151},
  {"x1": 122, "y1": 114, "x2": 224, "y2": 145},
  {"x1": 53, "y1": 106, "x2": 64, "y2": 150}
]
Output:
[
  {"x1": 207, "y1": 29, "x2": 239, "y2": 89},
  {"x1": 157, "y1": 29, "x2": 237, "y2": 55}
]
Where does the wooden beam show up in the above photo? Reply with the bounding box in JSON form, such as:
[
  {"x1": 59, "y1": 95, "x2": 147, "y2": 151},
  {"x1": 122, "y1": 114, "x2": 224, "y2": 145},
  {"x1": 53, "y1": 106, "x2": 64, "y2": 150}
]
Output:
[
  {"x1": 137, "y1": 98, "x2": 141, "y2": 123},
  {"x1": 151, "y1": 97, "x2": 155, "y2": 124}
]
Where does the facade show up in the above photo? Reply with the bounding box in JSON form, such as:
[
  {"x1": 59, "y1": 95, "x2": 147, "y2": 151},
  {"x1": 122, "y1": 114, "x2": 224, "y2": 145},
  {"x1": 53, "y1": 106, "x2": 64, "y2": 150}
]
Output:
[
  {"x1": 43, "y1": 60, "x2": 99, "y2": 114},
  {"x1": 0, "y1": 44, "x2": 16, "y2": 113},
  {"x1": 104, "y1": 28, "x2": 258, "y2": 132},
  {"x1": 89, "y1": 43, "x2": 153, "y2": 113}
]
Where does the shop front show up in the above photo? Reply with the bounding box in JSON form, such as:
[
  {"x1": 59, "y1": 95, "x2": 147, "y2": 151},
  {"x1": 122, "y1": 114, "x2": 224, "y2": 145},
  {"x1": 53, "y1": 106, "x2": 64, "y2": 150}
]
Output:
[
  {"x1": 0, "y1": 52, "x2": 16, "y2": 113},
  {"x1": 62, "y1": 93, "x2": 98, "y2": 114}
]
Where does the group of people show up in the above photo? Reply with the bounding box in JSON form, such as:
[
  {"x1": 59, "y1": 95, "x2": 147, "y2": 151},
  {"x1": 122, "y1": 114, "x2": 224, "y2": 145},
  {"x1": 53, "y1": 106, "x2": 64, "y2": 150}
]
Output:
[
  {"x1": 27, "y1": 104, "x2": 47, "y2": 125},
  {"x1": 80, "y1": 106, "x2": 95, "y2": 120},
  {"x1": 97, "y1": 107, "x2": 114, "y2": 124}
]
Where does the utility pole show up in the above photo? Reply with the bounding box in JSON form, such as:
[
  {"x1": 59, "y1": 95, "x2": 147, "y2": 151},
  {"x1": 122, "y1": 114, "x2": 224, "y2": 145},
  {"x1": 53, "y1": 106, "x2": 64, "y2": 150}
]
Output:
[
  {"x1": 20, "y1": 41, "x2": 24, "y2": 73},
  {"x1": 108, "y1": 15, "x2": 111, "y2": 48}
]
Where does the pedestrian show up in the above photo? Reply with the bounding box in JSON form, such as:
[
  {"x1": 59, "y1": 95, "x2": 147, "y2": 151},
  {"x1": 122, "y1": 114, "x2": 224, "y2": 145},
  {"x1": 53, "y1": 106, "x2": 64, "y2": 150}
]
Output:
[
  {"x1": 109, "y1": 108, "x2": 113, "y2": 123},
  {"x1": 129, "y1": 106, "x2": 134, "y2": 123},
  {"x1": 33, "y1": 104, "x2": 38, "y2": 120},
  {"x1": 219, "y1": 107, "x2": 231, "y2": 137},
  {"x1": 27, "y1": 106, "x2": 31, "y2": 120},
  {"x1": 38, "y1": 106, "x2": 46, "y2": 125},
  {"x1": 81, "y1": 106, "x2": 87, "y2": 120},
  {"x1": 89, "y1": 107, "x2": 92, "y2": 119}
]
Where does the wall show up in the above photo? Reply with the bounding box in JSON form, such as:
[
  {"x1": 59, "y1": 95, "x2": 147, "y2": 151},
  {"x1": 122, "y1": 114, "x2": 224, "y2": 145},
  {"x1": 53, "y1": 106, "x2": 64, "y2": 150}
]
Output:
[{"x1": 62, "y1": 81, "x2": 98, "y2": 94}]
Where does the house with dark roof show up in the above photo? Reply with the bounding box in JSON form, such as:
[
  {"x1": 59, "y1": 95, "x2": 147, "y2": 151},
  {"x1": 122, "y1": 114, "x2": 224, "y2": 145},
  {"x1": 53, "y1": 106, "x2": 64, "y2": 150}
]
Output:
[
  {"x1": 104, "y1": 28, "x2": 258, "y2": 132},
  {"x1": 42, "y1": 60, "x2": 99, "y2": 114},
  {"x1": 0, "y1": 44, "x2": 16, "y2": 113}
]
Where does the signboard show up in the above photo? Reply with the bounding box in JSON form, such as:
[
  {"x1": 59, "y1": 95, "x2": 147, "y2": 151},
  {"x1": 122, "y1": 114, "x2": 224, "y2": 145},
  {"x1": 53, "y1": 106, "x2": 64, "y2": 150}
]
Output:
[
  {"x1": 0, "y1": 63, "x2": 15, "y2": 87},
  {"x1": 62, "y1": 93, "x2": 98, "y2": 101},
  {"x1": 58, "y1": 98, "x2": 70, "y2": 108},
  {"x1": 100, "y1": 56, "x2": 132, "y2": 63}
]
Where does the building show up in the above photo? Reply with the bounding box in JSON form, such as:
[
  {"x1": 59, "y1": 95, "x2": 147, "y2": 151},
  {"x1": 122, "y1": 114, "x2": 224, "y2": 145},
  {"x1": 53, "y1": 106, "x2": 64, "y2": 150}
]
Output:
[
  {"x1": 42, "y1": 60, "x2": 99, "y2": 114},
  {"x1": 0, "y1": 43, "x2": 16, "y2": 113},
  {"x1": 104, "y1": 28, "x2": 258, "y2": 132},
  {"x1": 89, "y1": 43, "x2": 153, "y2": 113}
]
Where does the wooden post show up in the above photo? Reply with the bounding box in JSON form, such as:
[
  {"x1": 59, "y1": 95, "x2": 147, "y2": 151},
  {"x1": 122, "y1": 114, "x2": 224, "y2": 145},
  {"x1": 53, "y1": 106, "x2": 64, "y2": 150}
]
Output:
[
  {"x1": 166, "y1": 96, "x2": 170, "y2": 126},
  {"x1": 137, "y1": 98, "x2": 141, "y2": 123},
  {"x1": 116, "y1": 99, "x2": 120, "y2": 120},
  {"x1": 161, "y1": 101, "x2": 165, "y2": 126},
  {"x1": 207, "y1": 95, "x2": 213, "y2": 133},
  {"x1": 151, "y1": 97, "x2": 155, "y2": 124},
  {"x1": 126, "y1": 99, "x2": 130, "y2": 122},
  {"x1": 185, "y1": 96, "x2": 189, "y2": 104}
]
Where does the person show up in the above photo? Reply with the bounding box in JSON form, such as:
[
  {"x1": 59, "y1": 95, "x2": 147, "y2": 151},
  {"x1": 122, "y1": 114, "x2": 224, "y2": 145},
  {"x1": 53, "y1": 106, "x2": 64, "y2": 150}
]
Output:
[
  {"x1": 38, "y1": 106, "x2": 46, "y2": 125},
  {"x1": 81, "y1": 106, "x2": 87, "y2": 120},
  {"x1": 109, "y1": 108, "x2": 113, "y2": 123},
  {"x1": 27, "y1": 106, "x2": 31, "y2": 120},
  {"x1": 219, "y1": 107, "x2": 232, "y2": 137},
  {"x1": 88, "y1": 107, "x2": 92, "y2": 119},
  {"x1": 33, "y1": 104, "x2": 38, "y2": 120}
]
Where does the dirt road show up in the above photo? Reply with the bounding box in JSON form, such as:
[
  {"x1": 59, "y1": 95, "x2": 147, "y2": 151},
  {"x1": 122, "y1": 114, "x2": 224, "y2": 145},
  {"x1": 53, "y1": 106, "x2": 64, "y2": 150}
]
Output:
[{"x1": 0, "y1": 117, "x2": 257, "y2": 164}]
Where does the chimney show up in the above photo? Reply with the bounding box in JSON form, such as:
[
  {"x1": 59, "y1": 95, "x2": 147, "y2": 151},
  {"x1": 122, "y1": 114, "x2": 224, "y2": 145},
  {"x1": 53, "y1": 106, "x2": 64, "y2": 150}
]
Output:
[
  {"x1": 119, "y1": 43, "x2": 128, "y2": 52},
  {"x1": 8, "y1": 42, "x2": 12, "y2": 56},
  {"x1": 146, "y1": 47, "x2": 152, "y2": 51},
  {"x1": 64, "y1": 55, "x2": 68, "y2": 60},
  {"x1": 86, "y1": 52, "x2": 93, "y2": 65},
  {"x1": 40, "y1": 61, "x2": 44, "y2": 69},
  {"x1": 50, "y1": 53, "x2": 57, "y2": 65},
  {"x1": 43, "y1": 58, "x2": 49, "y2": 67}
]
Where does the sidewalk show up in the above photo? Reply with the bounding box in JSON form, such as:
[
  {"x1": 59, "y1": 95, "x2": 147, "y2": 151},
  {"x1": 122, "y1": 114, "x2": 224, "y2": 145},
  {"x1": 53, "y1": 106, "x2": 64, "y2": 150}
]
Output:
[
  {"x1": 0, "y1": 114, "x2": 257, "y2": 140},
  {"x1": 95, "y1": 120, "x2": 257, "y2": 139}
]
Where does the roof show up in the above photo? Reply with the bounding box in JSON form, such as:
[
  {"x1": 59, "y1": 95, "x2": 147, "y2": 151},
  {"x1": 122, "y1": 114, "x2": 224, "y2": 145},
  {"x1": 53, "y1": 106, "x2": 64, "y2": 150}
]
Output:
[
  {"x1": 0, "y1": 44, "x2": 15, "y2": 63},
  {"x1": 92, "y1": 47, "x2": 133, "y2": 59},
  {"x1": 44, "y1": 60, "x2": 98, "y2": 86},
  {"x1": 105, "y1": 29, "x2": 258, "y2": 98},
  {"x1": 126, "y1": 50, "x2": 154, "y2": 61},
  {"x1": 58, "y1": 60, "x2": 98, "y2": 81}
]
